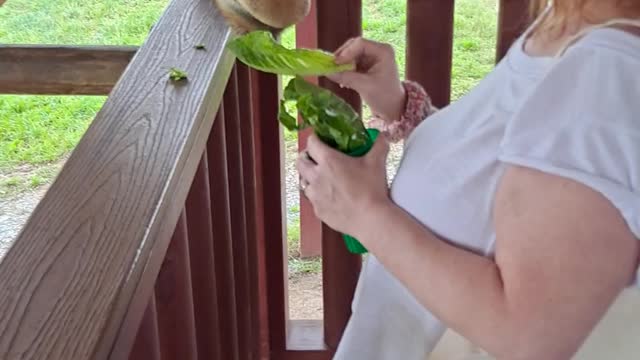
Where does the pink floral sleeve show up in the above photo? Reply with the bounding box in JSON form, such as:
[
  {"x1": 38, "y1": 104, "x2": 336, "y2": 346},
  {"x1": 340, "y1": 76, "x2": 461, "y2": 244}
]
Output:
[{"x1": 368, "y1": 80, "x2": 437, "y2": 143}]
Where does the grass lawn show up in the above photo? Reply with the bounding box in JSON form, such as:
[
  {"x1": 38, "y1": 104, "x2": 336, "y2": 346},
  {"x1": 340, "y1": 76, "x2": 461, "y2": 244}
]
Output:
[
  {"x1": 0, "y1": 0, "x2": 169, "y2": 192},
  {"x1": 0, "y1": 0, "x2": 498, "y2": 268}
]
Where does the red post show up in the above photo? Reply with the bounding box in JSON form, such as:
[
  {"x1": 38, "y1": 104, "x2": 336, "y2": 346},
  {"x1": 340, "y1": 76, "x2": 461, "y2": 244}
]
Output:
[
  {"x1": 406, "y1": 0, "x2": 455, "y2": 108},
  {"x1": 317, "y1": 0, "x2": 363, "y2": 350},
  {"x1": 237, "y1": 63, "x2": 271, "y2": 359},
  {"x1": 497, "y1": 0, "x2": 531, "y2": 62},
  {"x1": 224, "y1": 67, "x2": 254, "y2": 360},
  {"x1": 295, "y1": 0, "x2": 323, "y2": 258},
  {"x1": 129, "y1": 295, "x2": 161, "y2": 360},
  {"x1": 251, "y1": 68, "x2": 290, "y2": 353},
  {"x1": 185, "y1": 152, "x2": 223, "y2": 360},
  {"x1": 207, "y1": 108, "x2": 241, "y2": 360},
  {"x1": 155, "y1": 212, "x2": 199, "y2": 360}
]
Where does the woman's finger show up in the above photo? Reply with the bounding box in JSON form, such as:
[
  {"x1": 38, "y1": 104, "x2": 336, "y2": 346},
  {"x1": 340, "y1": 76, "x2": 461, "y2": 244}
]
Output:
[
  {"x1": 367, "y1": 135, "x2": 390, "y2": 162},
  {"x1": 306, "y1": 134, "x2": 340, "y2": 164},
  {"x1": 336, "y1": 37, "x2": 389, "y2": 65},
  {"x1": 334, "y1": 37, "x2": 357, "y2": 59},
  {"x1": 334, "y1": 37, "x2": 370, "y2": 64},
  {"x1": 326, "y1": 71, "x2": 369, "y2": 91},
  {"x1": 297, "y1": 151, "x2": 319, "y2": 183}
]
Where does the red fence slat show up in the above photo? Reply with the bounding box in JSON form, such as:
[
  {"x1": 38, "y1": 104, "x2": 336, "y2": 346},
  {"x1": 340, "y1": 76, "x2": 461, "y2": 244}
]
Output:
[
  {"x1": 250, "y1": 68, "x2": 289, "y2": 352},
  {"x1": 317, "y1": 0, "x2": 363, "y2": 351},
  {"x1": 155, "y1": 212, "x2": 198, "y2": 360},
  {"x1": 224, "y1": 66, "x2": 253, "y2": 360},
  {"x1": 407, "y1": 0, "x2": 455, "y2": 107},
  {"x1": 237, "y1": 63, "x2": 272, "y2": 359},
  {"x1": 129, "y1": 295, "x2": 161, "y2": 360},
  {"x1": 185, "y1": 153, "x2": 223, "y2": 359},
  {"x1": 208, "y1": 108, "x2": 241, "y2": 360},
  {"x1": 497, "y1": 0, "x2": 531, "y2": 61},
  {"x1": 295, "y1": 0, "x2": 323, "y2": 258}
]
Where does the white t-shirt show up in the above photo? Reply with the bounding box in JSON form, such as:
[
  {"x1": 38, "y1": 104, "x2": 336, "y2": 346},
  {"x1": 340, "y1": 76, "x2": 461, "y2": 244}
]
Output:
[{"x1": 334, "y1": 27, "x2": 640, "y2": 360}]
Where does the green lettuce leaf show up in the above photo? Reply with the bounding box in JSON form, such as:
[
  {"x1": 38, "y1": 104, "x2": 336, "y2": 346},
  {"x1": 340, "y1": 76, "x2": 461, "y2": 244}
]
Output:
[
  {"x1": 227, "y1": 31, "x2": 354, "y2": 76},
  {"x1": 279, "y1": 77, "x2": 369, "y2": 153}
]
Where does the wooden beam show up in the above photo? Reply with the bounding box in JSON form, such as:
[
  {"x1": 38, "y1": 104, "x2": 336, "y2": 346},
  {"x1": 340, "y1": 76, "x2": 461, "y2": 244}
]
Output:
[
  {"x1": 155, "y1": 213, "x2": 199, "y2": 360},
  {"x1": 251, "y1": 68, "x2": 288, "y2": 353},
  {"x1": 317, "y1": 0, "x2": 363, "y2": 351},
  {"x1": 0, "y1": 45, "x2": 137, "y2": 95},
  {"x1": 407, "y1": 0, "x2": 455, "y2": 108},
  {"x1": 237, "y1": 63, "x2": 272, "y2": 360},
  {"x1": 185, "y1": 153, "x2": 223, "y2": 359},
  {"x1": 0, "y1": 0, "x2": 234, "y2": 358},
  {"x1": 497, "y1": 0, "x2": 531, "y2": 61},
  {"x1": 295, "y1": 0, "x2": 323, "y2": 259},
  {"x1": 129, "y1": 295, "x2": 161, "y2": 360}
]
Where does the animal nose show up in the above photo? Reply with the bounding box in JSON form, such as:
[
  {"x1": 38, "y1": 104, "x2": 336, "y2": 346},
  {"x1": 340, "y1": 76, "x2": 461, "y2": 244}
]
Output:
[{"x1": 213, "y1": 0, "x2": 311, "y2": 34}]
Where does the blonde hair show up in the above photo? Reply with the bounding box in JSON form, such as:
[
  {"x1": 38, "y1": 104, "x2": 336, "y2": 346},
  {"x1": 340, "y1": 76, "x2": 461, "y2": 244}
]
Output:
[{"x1": 531, "y1": 0, "x2": 640, "y2": 35}]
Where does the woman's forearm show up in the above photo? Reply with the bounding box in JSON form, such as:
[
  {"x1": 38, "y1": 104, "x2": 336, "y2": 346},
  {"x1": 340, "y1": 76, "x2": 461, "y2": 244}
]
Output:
[{"x1": 356, "y1": 202, "x2": 524, "y2": 358}]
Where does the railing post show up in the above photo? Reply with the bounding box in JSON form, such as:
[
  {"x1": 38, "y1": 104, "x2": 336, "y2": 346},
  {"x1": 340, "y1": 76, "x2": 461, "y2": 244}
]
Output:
[
  {"x1": 186, "y1": 152, "x2": 223, "y2": 360},
  {"x1": 237, "y1": 63, "x2": 272, "y2": 360},
  {"x1": 406, "y1": 0, "x2": 455, "y2": 108},
  {"x1": 155, "y1": 212, "x2": 199, "y2": 360},
  {"x1": 250, "y1": 68, "x2": 289, "y2": 353},
  {"x1": 295, "y1": 0, "x2": 323, "y2": 259},
  {"x1": 497, "y1": 0, "x2": 531, "y2": 61},
  {"x1": 224, "y1": 67, "x2": 254, "y2": 360},
  {"x1": 317, "y1": 0, "x2": 363, "y2": 351},
  {"x1": 130, "y1": 296, "x2": 161, "y2": 360},
  {"x1": 208, "y1": 108, "x2": 242, "y2": 360}
]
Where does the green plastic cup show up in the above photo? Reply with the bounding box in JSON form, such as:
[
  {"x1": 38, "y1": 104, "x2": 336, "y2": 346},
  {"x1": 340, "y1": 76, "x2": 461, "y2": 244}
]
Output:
[{"x1": 341, "y1": 128, "x2": 380, "y2": 254}]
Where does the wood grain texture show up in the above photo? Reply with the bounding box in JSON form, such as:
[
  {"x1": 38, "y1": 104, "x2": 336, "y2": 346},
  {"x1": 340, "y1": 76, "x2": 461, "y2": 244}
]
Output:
[
  {"x1": 0, "y1": 45, "x2": 136, "y2": 95},
  {"x1": 406, "y1": 0, "x2": 455, "y2": 108},
  {"x1": 0, "y1": 0, "x2": 234, "y2": 358},
  {"x1": 317, "y1": 0, "x2": 363, "y2": 351},
  {"x1": 497, "y1": 0, "x2": 531, "y2": 61}
]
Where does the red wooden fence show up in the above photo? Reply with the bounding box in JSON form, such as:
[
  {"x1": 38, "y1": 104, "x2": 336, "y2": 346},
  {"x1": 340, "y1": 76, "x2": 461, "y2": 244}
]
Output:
[{"x1": 0, "y1": 0, "x2": 530, "y2": 359}]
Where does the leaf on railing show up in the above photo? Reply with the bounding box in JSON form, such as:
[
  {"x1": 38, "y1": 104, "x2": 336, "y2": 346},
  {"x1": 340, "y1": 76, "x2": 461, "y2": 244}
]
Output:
[{"x1": 169, "y1": 67, "x2": 188, "y2": 82}]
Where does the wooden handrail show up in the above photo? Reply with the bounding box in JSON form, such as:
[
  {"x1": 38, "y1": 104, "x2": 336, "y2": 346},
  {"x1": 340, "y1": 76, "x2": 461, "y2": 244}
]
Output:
[
  {"x1": 0, "y1": 0, "x2": 234, "y2": 358},
  {"x1": 0, "y1": 45, "x2": 137, "y2": 95}
]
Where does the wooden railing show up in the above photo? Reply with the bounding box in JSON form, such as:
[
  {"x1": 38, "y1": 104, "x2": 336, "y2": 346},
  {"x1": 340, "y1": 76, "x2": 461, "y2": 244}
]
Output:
[{"x1": 0, "y1": 0, "x2": 530, "y2": 359}]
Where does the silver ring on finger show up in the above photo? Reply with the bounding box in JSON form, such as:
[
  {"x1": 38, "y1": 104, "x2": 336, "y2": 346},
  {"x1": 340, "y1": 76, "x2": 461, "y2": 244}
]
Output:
[{"x1": 299, "y1": 178, "x2": 309, "y2": 192}]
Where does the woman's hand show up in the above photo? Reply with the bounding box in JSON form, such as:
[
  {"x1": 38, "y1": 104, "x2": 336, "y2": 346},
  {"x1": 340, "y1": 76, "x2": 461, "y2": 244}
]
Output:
[
  {"x1": 328, "y1": 37, "x2": 406, "y2": 123},
  {"x1": 297, "y1": 133, "x2": 391, "y2": 236}
]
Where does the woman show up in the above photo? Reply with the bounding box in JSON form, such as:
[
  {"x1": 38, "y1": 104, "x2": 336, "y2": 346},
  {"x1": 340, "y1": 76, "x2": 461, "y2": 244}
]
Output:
[{"x1": 297, "y1": 1, "x2": 640, "y2": 359}]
